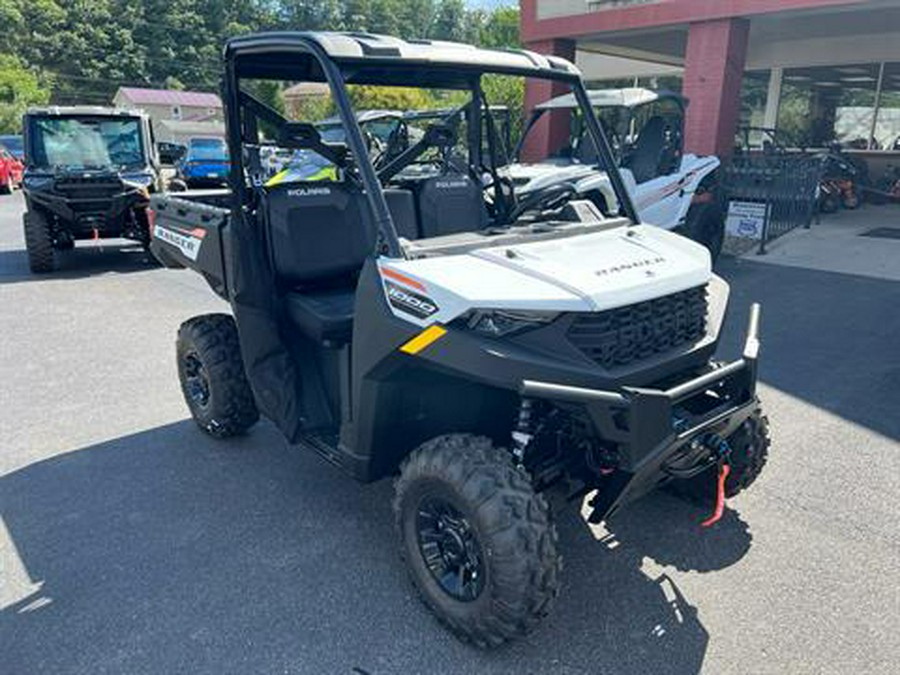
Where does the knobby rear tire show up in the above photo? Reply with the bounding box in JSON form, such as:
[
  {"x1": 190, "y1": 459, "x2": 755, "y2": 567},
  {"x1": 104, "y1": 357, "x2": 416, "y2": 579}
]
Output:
[{"x1": 176, "y1": 314, "x2": 259, "y2": 438}]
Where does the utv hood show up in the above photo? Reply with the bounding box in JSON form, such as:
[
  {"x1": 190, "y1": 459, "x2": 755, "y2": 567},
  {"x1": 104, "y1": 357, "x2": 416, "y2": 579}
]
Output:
[{"x1": 383, "y1": 224, "x2": 714, "y2": 327}]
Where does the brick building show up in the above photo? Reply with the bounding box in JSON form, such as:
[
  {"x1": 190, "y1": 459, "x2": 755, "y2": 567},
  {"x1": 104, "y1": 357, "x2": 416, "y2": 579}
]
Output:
[{"x1": 521, "y1": 0, "x2": 900, "y2": 172}]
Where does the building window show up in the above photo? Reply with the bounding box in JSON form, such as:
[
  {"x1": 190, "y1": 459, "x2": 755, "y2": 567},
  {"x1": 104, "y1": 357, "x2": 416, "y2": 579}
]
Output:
[
  {"x1": 873, "y1": 62, "x2": 900, "y2": 151},
  {"x1": 777, "y1": 64, "x2": 880, "y2": 149},
  {"x1": 171, "y1": 105, "x2": 182, "y2": 120},
  {"x1": 738, "y1": 70, "x2": 772, "y2": 148}
]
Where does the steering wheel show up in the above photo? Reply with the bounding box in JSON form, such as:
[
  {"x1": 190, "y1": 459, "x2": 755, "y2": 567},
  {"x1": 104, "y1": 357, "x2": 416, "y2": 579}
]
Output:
[
  {"x1": 379, "y1": 121, "x2": 410, "y2": 168},
  {"x1": 481, "y1": 172, "x2": 517, "y2": 223},
  {"x1": 506, "y1": 182, "x2": 579, "y2": 223}
]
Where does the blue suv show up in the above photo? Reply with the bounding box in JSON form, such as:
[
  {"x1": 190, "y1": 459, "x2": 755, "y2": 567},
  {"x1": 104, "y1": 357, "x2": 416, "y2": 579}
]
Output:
[{"x1": 176, "y1": 138, "x2": 230, "y2": 188}]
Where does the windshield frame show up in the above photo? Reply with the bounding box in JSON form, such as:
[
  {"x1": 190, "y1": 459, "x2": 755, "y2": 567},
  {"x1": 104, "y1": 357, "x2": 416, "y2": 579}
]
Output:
[
  {"x1": 25, "y1": 114, "x2": 148, "y2": 171},
  {"x1": 225, "y1": 36, "x2": 639, "y2": 258}
]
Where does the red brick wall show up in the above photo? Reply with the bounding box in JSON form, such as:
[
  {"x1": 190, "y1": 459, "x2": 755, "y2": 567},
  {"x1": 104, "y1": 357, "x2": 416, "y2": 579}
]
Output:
[
  {"x1": 520, "y1": 39, "x2": 576, "y2": 162},
  {"x1": 522, "y1": 0, "x2": 865, "y2": 41}
]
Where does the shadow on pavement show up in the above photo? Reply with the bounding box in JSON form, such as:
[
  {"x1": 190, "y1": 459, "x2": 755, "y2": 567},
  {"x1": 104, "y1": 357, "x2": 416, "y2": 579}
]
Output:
[
  {"x1": 0, "y1": 419, "x2": 755, "y2": 674},
  {"x1": 715, "y1": 257, "x2": 900, "y2": 441},
  {"x1": 0, "y1": 244, "x2": 157, "y2": 285}
]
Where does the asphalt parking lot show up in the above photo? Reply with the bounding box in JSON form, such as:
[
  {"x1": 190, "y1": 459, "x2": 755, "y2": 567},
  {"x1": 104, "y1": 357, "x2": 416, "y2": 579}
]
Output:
[{"x1": 1, "y1": 190, "x2": 898, "y2": 674}]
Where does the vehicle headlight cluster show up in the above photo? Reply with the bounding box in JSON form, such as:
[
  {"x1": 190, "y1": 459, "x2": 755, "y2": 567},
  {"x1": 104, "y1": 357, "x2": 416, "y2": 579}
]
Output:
[
  {"x1": 457, "y1": 309, "x2": 559, "y2": 337},
  {"x1": 122, "y1": 173, "x2": 154, "y2": 188},
  {"x1": 23, "y1": 175, "x2": 54, "y2": 190}
]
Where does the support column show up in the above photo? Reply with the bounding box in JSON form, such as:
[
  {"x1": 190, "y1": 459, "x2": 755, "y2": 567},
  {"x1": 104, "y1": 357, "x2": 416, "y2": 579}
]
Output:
[
  {"x1": 682, "y1": 18, "x2": 749, "y2": 158},
  {"x1": 521, "y1": 38, "x2": 576, "y2": 162},
  {"x1": 763, "y1": 67, "x2": 782, "y2": 129}
]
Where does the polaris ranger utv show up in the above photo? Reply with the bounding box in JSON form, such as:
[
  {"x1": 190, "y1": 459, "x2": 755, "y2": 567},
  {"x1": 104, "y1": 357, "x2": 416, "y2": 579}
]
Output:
[
  {"x1": 21, "y1": 106, "x2": 160, "y2": 273},
  {"x1": 149, "y1": 32, "x2": 770, "y2": 647}
]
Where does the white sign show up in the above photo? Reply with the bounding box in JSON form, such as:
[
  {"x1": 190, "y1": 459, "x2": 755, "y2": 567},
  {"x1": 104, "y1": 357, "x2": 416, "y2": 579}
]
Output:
[
  {"x1": 154, "y1": 225, "x2": 202, "y2": 261},
  {"x1": 726, "y1": 201, "x2": 768, "y2": 240}
]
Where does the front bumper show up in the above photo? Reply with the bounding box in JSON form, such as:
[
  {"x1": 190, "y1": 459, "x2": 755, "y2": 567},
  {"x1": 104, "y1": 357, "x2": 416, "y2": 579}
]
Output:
[
  {"x1": 522, "y1": 303, "x2": 762, "y2": 521},
  {"x1": 27, "y1": 186, "x2": 149, "y2": 235}
]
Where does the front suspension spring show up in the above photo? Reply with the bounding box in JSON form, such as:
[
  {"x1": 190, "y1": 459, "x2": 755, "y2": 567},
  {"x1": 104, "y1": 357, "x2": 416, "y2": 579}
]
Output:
[{"x1": 511, "y1": 397, "x2": 536, "y2": 464}]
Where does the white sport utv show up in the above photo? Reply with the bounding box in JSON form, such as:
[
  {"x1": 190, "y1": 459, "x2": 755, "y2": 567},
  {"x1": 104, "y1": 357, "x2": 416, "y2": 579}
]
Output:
[
  {"x1": 510, "y1": 88, "x2": 726, "y2": 260},
  {"x1": 149, "y1": 32, "x2": 770, "y2": 648}
]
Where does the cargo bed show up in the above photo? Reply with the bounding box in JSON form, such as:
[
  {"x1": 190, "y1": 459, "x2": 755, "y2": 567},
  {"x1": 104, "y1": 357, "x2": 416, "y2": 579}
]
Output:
[{"x1": 148, "y1": 190, "x2": 232, "y2": 298}]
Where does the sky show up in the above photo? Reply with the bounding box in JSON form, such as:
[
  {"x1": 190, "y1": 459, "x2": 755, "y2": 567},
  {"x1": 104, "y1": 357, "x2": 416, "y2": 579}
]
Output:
[{"x1": 467, "y1": 0, "x2": 517, "y2": 9}]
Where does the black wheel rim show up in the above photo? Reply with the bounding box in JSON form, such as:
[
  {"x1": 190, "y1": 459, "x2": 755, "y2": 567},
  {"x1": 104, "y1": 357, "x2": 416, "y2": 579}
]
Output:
[
  {"x1": 416, "y1": 496, "x2": 485, "y2": 602},
  {"x1": 183, "y1": 351, "x2": 210, "y2": 408}
]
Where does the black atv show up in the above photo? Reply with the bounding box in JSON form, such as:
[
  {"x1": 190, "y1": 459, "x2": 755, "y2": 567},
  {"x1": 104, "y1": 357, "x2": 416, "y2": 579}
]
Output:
[
  {"x1": 21, "y1": 107, "x2": 160, "y2": 273},
  {"x1": 150, "y1": 32, "x2": 770, "y2": 648}
]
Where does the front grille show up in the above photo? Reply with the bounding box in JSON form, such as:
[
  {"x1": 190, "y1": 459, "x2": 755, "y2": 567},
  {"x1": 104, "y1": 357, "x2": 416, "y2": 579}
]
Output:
[
  {"x1": 567, "y1": 285, "x2": 708, "y2": 369},
  {"x1": 54, "y1": 177, "x2": 124, "y2": 215}
]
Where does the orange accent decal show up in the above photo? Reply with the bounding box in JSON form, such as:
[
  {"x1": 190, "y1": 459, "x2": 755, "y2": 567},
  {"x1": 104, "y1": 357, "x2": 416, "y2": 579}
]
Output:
[
  {"x1": 381, "y1": 266, "x2": 425, "y2": 291},
  {"x1": 188, "y1": 228, "x2": 207, "y2": 239}
]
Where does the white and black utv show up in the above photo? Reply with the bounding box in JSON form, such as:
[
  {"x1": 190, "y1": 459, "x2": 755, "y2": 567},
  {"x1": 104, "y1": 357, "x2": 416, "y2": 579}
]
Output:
[
  {"x1": 21, "y1": 106, "x2": 161, "y2": 273},
  {"x1": 149, "y1": 32, "x2": 770, "y2": 648},
  {"x1": 511, "y1": 88, "x2": 726, "y2": 259}
]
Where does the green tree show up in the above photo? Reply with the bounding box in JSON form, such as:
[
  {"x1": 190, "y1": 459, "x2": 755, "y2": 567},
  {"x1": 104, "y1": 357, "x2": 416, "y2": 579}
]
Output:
[
  {"x1": 0, "y1": 0, "x2": 522, "y2": 110},
  {"x1": 431, "y1": 0, "x2": 467, "y2": 41},
  {"x1": 482, "y1": 74, "x2": 525, "y2": 147},
  {"x1": 348, "y1": 84, "x2": 434, "y2": 111},
  {"x1": 0, "y1": 55, "x2": 51, "y2": 133},
  {"x1": 398, "y1": 0, "x2": 437, "y2": 39},
  {"x1": 477, "y1": 6, "x2": 519, "y2": 49}
]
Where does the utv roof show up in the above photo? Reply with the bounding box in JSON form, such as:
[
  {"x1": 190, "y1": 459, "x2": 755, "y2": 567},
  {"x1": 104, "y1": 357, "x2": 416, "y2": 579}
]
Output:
[
  {"x1": 25, "y1": 105, "x2": 147, "y2": 118},
  {"x1": 535, "y1": 87, "x2": 686, "y2": 111},
  {"x1": 225, "y1": 31, "x2": 581, "y2": 85}
]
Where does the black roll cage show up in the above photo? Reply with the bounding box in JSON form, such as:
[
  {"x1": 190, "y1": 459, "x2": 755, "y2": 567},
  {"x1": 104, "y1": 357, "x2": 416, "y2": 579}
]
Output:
[{"x1": 221, "y1": 33, "x2": 639, "y2": 259}]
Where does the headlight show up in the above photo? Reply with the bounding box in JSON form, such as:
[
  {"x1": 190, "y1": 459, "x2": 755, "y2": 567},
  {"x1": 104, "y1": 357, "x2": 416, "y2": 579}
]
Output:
[
  {"x1": 23, "y1": 175, "x2": 54, "y2": 190},
  {"x1": 457, "y1": 309, "x2": 559, "y2": 337},
  {"x1": 122, "y1": 173, "x2": 154, "y2": 187}
]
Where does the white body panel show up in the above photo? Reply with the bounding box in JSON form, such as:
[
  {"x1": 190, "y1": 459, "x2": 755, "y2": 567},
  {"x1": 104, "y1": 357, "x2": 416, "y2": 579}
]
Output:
[
  {"x1": 379, "y1": 224, "x2": 715, "y2": 327},
  {"x1": 508, "y1": 154, "x2": 720, "y2": 231}
]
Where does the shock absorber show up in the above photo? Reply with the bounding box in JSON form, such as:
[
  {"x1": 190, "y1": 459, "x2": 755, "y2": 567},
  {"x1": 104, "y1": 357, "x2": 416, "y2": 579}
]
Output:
[{"x1": 511, "y1": 397, "x2": 536, "y2": 465}]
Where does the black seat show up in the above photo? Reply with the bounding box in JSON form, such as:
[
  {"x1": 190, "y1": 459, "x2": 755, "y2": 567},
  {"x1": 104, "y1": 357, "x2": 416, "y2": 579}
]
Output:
[
  {"x1": 623, "y1": 116, "x2": 668, "y2": 183},
  {"x1": 575, "y1": 135, "x2": 599, "y2": 165},
  {"x1": 283, "y1": 287, "x2": 355, "y2": 343},
  {"x1": 264, "y1": 181, "x2": 375, "y2": 343},
  {"x1": 384, "y1": 188, "x2": 419, "y2": 239},
  {"x1": 416, "y1": 174, "x2": 488, "y2": 238}
]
